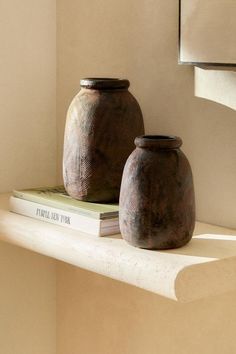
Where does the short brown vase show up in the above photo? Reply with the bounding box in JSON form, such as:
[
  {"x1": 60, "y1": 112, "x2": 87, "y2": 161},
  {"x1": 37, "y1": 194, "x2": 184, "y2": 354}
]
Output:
[
  {"x1": 119, "y1": 135, "x2": 195, "y2": 249},
  {"x1": 63, "y1": 78, "x2": 144, "y2": 202}
]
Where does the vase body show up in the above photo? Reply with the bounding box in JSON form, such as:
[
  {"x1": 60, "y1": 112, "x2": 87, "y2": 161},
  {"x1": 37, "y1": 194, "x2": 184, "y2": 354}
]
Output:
[
  {"x1": 119, "y1": 135, "x2": 195, "y2": 249},
  {"x1": 63, "y1": 78, "x2": 144, "y2": 202}
]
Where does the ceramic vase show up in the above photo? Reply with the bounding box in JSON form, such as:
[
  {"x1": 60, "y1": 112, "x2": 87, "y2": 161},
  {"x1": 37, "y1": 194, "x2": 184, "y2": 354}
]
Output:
[
  {"x1": 63, "y1": 78, "x2": 144, "y2": 202},
  {"x1": 119, "y1": 135, "x2": 195, "y2": 249}
]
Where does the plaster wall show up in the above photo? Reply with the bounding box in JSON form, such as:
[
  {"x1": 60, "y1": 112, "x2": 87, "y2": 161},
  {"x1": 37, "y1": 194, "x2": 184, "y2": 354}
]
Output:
[
  {"x1": 57, "y1": 0, "x2": 236, "y2": 229},
  {"x1": 0, "y1": 0, "x2": 57, "y2": 193},
  {"x1": 57, "y1": 263, "x2": 236, "y2": 354},
  {"x1": 0, "y1": 241, "x2": 56, "y2": 354},
  {"x1": 0, "y1": 2, "x2": 57, "y2": 353}
]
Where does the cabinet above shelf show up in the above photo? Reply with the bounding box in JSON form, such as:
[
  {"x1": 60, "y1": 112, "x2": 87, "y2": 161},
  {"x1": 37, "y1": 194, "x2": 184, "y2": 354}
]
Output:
[
  {"x1": 0, "y1": 193, "x2": 236, "y2": 302},
  {"x1": 179, "y1": 0, "x2": 236, "y2": 66}
]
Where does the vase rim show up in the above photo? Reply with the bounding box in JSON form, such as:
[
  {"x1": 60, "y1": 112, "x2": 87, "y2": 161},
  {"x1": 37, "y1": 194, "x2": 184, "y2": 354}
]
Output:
[
  {"x1": 80, "y1": 78, "x2": 130, "y2": 90},
  {"x1": 135, "y1": 135, "x2": 183, "y2": 149}
]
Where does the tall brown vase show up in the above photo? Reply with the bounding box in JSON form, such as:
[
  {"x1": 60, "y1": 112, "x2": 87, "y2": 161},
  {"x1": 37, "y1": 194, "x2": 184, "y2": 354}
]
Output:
[
  {"x1": 63, "y1": 78, "x2": 144, "y2": 202},
  {"x1": 119, "y1": 135, "x2": 195, "y2": 249}
]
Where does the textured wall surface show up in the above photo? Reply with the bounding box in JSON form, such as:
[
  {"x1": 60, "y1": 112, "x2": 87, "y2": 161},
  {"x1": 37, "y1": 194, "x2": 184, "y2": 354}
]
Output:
[
  {"x1": 57, "y1": 263, "x2": 236, "y2": 354},
  {"x1": 0, "y1": 241, "x2": 56, "y2": 354},
  {"x1": 57, "y1": 0, "x2": 236, "y2": 229},
  {"x1": 0, "y1": 2, "x2": 57, "y2": 353},
  {"x1": 0, "y1": 0, "x2": 57, "y2": 192}
]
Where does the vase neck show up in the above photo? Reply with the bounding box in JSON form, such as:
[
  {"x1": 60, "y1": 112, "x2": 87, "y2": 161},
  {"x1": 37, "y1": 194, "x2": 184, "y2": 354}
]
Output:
[
  {"x1": 135, "y1": 135, "x2": 182, "y2": 150},
  {"x1": 80, "y1": 78, "x2": 130, "y2": 90}
]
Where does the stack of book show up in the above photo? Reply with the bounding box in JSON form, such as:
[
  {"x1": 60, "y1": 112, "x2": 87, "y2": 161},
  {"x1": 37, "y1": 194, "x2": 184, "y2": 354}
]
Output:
[{"x1": 10, "y1": 186, "x2": 119, "y2": 236}]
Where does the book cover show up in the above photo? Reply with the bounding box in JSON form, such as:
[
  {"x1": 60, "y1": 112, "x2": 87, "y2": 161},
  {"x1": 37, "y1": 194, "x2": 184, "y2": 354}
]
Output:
[
  {"x1": 10, "y1": 196, "x2": 120, "y2": 236},
  {"x1": 13, "y1": 186, "x2": 119, "y2": 220}
]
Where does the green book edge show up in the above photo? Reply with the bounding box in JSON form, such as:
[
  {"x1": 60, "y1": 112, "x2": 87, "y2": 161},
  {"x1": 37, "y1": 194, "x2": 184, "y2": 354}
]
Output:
[{"x1": 13, "y1": 186, "x2": 119, "y2": 220}]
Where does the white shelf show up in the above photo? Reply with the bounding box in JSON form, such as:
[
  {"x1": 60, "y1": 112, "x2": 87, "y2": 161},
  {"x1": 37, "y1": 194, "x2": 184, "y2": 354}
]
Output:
[
  {"x1": 195, "y1": 66, "x2": 236, "y2": 111},
  {"x1": 1, "y1": 193, "x2": 236, "y2": 302}
]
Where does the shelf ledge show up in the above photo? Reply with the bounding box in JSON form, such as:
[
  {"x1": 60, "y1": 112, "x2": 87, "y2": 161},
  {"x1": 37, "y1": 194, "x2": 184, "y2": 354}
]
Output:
[
  {"x1": 194, "y1": 66, "x2": 236, "y2": 111},
  {"x1": 0, "y1": 194, "x2": 236, "y2": 302}
]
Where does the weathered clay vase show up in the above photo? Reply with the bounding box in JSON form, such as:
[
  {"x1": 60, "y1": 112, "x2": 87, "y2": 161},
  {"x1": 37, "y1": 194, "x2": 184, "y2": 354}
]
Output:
[
  {"x1": 63, "y1": 78, "x2": 144, "y2": 202},
  {"x1": 119, "y1": 135, "x2": 195, "y2": 249}
]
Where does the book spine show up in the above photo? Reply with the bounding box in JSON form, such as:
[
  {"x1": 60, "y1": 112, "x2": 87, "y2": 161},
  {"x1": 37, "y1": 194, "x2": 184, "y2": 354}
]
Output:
[
  {"x1": 13, "y1": 190, "x2": 101, "y2": 219},
  {"x1": 10, "y1": 196, "x2": 103, "y2": 236}
]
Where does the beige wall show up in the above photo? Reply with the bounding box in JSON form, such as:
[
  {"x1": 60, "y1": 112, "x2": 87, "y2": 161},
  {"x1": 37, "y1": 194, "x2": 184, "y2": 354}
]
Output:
[
  {"x1": 0, "y1": 2, "x2": 57, "y2": 353},
  {"x1": 57, "y1": 0, "x2": 236, "y2": 229},
  {"x1": 57, "y1": 263, "x2": 236, "y2": 354},
  {"x1": 0, "y1": 0, "x2": 57, "y2": 193},
  {"x1": 0, "y1": 241, "x2": 56, "y2": 354}
]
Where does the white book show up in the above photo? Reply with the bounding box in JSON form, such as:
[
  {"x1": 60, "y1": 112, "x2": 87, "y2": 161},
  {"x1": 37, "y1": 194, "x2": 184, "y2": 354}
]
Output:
[{"x1": 10, "y1": 196, "x2": 120, "y2": 237}]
